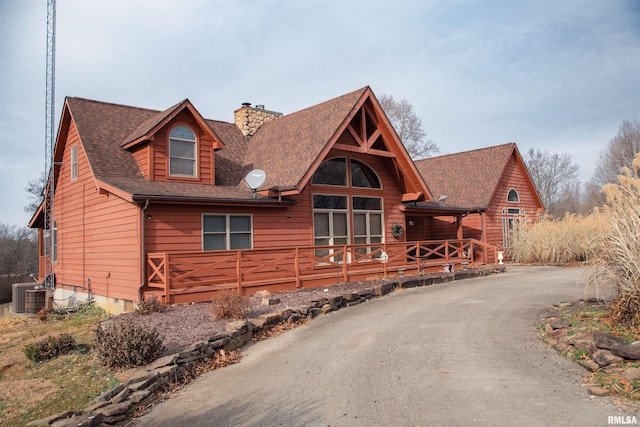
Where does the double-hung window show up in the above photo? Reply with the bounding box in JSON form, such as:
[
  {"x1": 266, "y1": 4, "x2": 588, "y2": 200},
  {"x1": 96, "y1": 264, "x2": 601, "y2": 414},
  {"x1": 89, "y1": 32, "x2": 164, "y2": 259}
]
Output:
[
  {"x1": 169, "y1": 126, "x2": 197, "y2": 177},
  {"x1": 203, "y1": 214, "x2": 252, "y2": 251}
]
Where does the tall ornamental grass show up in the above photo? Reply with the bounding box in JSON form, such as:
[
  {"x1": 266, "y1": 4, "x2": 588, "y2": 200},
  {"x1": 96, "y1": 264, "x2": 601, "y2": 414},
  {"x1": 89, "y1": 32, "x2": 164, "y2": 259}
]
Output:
[
  {"x1": 510, "y1": 212, "x2": 604, "y2": 264},
  {"x1": 587, "y1": 154, "x2": 640, "y2": 326}
]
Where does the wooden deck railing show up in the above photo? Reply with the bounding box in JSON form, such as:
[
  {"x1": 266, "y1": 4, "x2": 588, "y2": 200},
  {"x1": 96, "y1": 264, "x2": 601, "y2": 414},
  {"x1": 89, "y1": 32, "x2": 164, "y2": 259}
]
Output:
[{"x1": 146, "y1": 239, "x2": 498, "y2": 304}]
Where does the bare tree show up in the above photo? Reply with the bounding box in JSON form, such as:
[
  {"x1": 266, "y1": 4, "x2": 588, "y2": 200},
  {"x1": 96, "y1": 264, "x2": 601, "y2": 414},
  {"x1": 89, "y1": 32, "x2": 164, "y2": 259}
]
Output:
[
  {"x1": 24, "y1": 172, "x2": 46, "y2": 215},
  {"x1": 592, "y1": 118, "x2": 640, "y2": 187},
  {"x1": 524, "y1": 148, "x2": 580, "y2": 214},
  {"x1": 0, "y1": 223, "x2": 38, "y2": 276},
  {"x1": 378, "y1": 94, "x2": 439, "y2": 159},
  {"x1": 549, "y1": 181, "x2": 586, "y2": 217}
]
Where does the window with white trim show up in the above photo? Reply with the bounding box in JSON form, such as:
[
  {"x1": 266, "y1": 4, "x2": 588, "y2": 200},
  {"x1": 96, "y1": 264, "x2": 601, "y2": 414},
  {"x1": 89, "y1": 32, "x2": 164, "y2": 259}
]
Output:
[
  {"x1": 313, "y1": 195, "x2": 348, "y2": 261},
  {"x1": 52, "y1": 220, "x2": 58, "y2": 262},
  {"x1": 203, "y1": 214, "x2": 252, "y2": 250},
  {"x1": 351, "y1": 159, "x2": 381, "y2": 188},
  {"x1": 312, "y1": 157, "x2": 382, "y2": 189},
  {"x1": 71, "y1": 145, "x2": 78, "y2": 180},
  {"x1": 507, "y1": 188, "x2": 520, "y2": 202},
  {"x1": 311, "y1": 158, "x2": 385, "y2": 261},
  {"x1": 501, "y1": 207, "x2": 524, "y2": 248},
  {"x1": 169, "y1": 126, "x2": 197, "y2": 177},
  {"x1": 352, "y1": 196, "x2": 383, "y2": 257}
]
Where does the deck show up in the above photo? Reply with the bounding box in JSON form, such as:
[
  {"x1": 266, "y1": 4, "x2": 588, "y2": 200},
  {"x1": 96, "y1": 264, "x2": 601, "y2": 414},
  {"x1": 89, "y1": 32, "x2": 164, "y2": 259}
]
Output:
[{"x1": 145, "y1": 239, "x2": 498, "y2": 304}]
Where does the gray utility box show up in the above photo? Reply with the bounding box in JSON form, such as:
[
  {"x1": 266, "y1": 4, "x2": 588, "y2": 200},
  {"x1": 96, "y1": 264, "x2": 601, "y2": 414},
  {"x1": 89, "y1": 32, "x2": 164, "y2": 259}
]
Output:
[{"x1": 12, "y1": 282, "x2": 40, "y2": 313}]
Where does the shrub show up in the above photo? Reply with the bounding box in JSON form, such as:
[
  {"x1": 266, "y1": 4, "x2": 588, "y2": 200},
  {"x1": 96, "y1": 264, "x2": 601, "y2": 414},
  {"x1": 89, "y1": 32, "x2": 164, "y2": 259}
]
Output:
[
  {"x1": 23, "y1": 333, "x2": 76, "y2": 363},
  {"x1": 136, "y1": 295, "x2": 165, "y2": 316},
  {"x1": 36, "y1": 308, "x2": 50, "y2": 322},
  {"x1": 588, "y1": 154, "x2": 640, "y2": 326},
  {"x1": 94, "y1": 321, "x2": 165, "y2": 368},
  {"x1": 75, "y1": 301, "x2": 107, "y2": 318},
  {"x1": 210, "y1": 291, "x2": 250, "y2": 320}
]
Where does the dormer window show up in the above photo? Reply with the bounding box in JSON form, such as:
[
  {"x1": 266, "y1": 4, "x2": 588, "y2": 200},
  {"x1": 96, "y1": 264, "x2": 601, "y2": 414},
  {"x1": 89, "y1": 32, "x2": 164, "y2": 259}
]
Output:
[
  {"x1": 169, "y1": 126, "x2": 197, "y2": 177},
  {"x1": 507, "y1": 188, "x2": 520, "y2": 203}
]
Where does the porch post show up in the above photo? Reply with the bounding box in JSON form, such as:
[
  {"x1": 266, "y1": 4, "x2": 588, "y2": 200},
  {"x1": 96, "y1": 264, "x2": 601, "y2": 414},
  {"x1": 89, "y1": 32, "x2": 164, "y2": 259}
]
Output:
[
  {"x1": 383, "y1": 242, "x2": 388, "y2": 276},
  {"x1": 342, "y1": 244, "x2": 348, "y2": 283},
  {"x1": 456, "y1": 215, "x2": 463, "y2": 240},
  {"x1": 236, "y1": 251, "x2": 242, "y2": 294},
  {"x1": 164, "y1": 253, "x2": 170, "y2": 304},
  {"x1": 294, "y1": 248, "x2": 301, "y2": 288},
  {"x1": 38, "y1": 228, "x2": 45, "y2": 280},
  {"x1": 481, "y1": 212, "x2": 488, "y2": 264}
]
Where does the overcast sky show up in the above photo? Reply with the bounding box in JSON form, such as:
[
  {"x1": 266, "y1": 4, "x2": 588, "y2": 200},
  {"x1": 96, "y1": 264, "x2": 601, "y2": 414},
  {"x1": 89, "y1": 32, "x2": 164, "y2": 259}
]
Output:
[{"x1": 1, "y1": 0, "x2": 639, "y2": 227}]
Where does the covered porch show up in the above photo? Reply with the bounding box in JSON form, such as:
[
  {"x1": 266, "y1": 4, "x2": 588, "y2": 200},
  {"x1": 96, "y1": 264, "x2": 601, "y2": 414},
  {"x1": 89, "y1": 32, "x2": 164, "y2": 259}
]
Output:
[{"x1": 145, "y1": 238, "x2": 498, "y2": 304}]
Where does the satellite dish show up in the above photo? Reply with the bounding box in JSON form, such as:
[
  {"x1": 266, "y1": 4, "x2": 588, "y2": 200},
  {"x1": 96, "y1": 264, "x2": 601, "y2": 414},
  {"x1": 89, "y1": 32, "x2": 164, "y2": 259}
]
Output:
[{"x1": 244, "y1": 169, "x2": 266, "y2": 199}]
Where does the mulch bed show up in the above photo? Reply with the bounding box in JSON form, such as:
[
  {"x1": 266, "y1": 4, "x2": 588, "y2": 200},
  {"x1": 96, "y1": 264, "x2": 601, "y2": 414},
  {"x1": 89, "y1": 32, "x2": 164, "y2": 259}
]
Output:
[{"x1": 113, "y1": 280, "x2": 389, "y2": 353}]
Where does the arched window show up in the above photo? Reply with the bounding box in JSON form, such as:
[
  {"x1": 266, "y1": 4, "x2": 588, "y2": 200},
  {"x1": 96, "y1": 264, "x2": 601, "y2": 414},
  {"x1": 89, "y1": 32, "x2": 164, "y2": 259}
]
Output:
[
  {"x1": 311, "y1": 157, "x2": 384, "y2": 260},
  {"x1": 507, "y1": 188, "x2": 520, "y2": 203},
  {"x1": 169, "y1": 126, "x2": 197, "y2": 177},
  {"x1": 312, "y1": 157, "x2": 382, "y2": 189},
  {"x1": 312, "y1": 158, "x2": 347, "y2": 186},
  {"x1": 351, "y1": 159, "x2": 381, "y2": 188}
]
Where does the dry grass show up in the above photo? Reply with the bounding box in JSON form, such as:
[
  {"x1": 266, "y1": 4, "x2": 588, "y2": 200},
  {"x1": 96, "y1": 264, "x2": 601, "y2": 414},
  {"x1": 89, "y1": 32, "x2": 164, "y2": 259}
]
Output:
[
  {"x1": 0, "y1": 310, "x2": 118, "y2": 427},
  {"x1": 510, "y1": 212, "x2": 604, "y2": 264},
  {"x1": 587, "y1": 154, "x2": 640, "y2": 326},
  {"x1": 513, "y1": 152, "x2": 640, "y2": 327}
]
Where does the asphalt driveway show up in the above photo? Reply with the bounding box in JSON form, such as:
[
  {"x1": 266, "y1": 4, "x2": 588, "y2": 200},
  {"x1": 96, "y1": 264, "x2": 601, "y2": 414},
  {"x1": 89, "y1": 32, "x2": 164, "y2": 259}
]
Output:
[{"x1": 136, "y1": 266, "x2": 638, "y2": 426}]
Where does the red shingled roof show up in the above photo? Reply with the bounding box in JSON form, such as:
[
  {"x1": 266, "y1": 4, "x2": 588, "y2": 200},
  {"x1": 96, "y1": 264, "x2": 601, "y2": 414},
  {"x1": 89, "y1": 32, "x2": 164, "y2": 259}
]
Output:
[
  {"x1": 59, "y1": 87, "x2": 377, "y2": 203},
  {"x1": 245, "y1": 87, "x2": 367, "y2": 190},
  {"x1": 414, "y1": 143, "x2": 518, "y2": 209}
]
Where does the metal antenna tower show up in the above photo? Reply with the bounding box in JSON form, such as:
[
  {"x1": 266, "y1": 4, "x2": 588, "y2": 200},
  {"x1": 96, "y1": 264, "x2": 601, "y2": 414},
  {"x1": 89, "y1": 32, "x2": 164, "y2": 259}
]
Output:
[{"x1": 43, "y1": 0, "x2": 56, "y2": 287}]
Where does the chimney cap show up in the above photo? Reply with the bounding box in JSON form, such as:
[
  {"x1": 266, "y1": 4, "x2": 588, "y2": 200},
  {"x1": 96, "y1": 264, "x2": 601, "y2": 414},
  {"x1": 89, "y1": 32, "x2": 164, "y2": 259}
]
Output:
[{"x1": 241, "y1": 102, "x2": 251, "y2": 107}]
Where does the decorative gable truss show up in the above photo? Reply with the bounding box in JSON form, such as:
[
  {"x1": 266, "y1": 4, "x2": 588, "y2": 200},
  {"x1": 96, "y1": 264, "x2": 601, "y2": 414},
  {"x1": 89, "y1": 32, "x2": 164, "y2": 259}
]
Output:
[
  {"x1": 319, "y1": 90, "x2": 430, "y2": 203},
  {"x1": 335, "y1": 99, "x2": 393, "y2": 157}
]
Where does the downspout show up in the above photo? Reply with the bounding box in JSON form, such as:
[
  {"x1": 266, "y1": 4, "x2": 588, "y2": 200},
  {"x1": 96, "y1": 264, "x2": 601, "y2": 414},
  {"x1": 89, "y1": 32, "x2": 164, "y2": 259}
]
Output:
[{"x1": 137, "y1": 199, "x2": 150, "y2": 302}]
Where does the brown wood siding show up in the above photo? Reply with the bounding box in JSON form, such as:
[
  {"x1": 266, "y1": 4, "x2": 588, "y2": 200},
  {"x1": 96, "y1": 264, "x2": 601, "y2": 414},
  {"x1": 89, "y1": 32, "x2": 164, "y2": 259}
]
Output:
[
  {"x1": 482, "y1": 154, "x2": 542, "y2": 249},
  {"x1": 427, "y1": 217, "x2": 457, "y2": 240},
  {"x1": 144, "y1": 203, "x2": 311, "y2": 253},
  {"x1": 405, "y1": 216, "x2": 425, "y2": 241},
  {"x1": 459, "y1": 214, "x2": 483, "y2": 241},
  {"x1": 132, "y1": 144, "x2": 150, "y2": 179},
  {"x1": 53, "y1": 119, "x2": 141, "y2": 303},
  {"x1": 144, "y1": 149, "x2": 408, "y2": 254}
]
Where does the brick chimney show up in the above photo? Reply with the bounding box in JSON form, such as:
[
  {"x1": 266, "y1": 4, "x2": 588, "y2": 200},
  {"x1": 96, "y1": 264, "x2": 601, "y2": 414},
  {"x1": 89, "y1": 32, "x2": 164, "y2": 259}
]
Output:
[{"x1": 234, "y1": 103, "x2": 283, "y2": 137}]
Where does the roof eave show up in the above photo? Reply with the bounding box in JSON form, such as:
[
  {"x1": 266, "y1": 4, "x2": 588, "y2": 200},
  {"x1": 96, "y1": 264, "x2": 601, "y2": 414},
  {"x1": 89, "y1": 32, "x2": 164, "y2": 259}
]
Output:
[
  {"x1": 130, "y1": 194, "x2": 295, "y2": 207},
  {"x1": 400, "y1": 203, "x2": 487, "y2": 216}
]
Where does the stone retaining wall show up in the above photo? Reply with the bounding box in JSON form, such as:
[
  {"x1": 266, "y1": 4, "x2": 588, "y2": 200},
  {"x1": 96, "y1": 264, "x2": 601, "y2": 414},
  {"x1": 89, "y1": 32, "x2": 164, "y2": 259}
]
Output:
[{"x1": 27, "y1": 267, "x2": 504, "y2": 426}]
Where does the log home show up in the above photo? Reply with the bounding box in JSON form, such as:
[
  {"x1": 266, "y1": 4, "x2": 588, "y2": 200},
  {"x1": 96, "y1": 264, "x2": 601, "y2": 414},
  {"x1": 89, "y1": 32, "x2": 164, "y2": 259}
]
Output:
[{"x1": 30, "y1": 86, "x2": 501, "y2": 313}]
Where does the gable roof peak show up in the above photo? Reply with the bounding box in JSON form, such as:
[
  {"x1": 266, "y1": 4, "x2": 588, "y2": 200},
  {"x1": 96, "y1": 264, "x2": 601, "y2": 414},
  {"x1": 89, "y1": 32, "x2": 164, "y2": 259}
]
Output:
[{"x1": 119, "y1": 98, "x2": 223, "y2": 150}]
